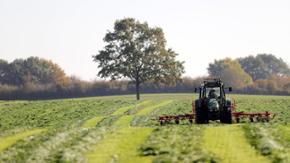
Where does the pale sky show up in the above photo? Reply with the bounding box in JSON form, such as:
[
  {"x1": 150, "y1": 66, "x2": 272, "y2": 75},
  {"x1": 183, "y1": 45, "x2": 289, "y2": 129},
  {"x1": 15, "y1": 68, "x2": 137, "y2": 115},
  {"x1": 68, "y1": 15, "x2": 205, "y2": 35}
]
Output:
[{"x1": 1, "y1": 0, "x2": 290, "y2": 80}]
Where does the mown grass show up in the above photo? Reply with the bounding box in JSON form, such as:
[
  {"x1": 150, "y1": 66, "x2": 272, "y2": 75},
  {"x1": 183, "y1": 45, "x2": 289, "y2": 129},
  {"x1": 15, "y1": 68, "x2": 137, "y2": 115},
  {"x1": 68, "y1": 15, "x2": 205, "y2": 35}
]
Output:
[
  {"x1": 0, "y1": 93, "x2": 289, "y2": 163},
  {"x1": 230, "y1": 94, "x2": 290, "y2": 124},
  {"x1": 139, "y1": 126, "x2": 217, "y2": 162},
  {"x1": 86, "y1": 127, "x2": 153, "y2": 163},
  {"x1": 0, "y1": 98, "x2": 132, "y2": 162},
  {"x1": 271, "y1": 124, "x2": 290, "y2": 148},
  {"x1": 0, "y1": 128, "x2": 46, "y2": 152},
  {"x1": 83, "y1": 97, "x2": 176, "y2": 163},
  {"x1": 242, "y1": 124, "x2": 290, "y2": 162},
  {"x1": 112, "y1": 100, "x2": 151, "y2": 116},
  {"x1": 136, "y1": 100, "x2": 173, "y2": 116},
  {"x1": 82, "y1": 116, "x2": 104, "y2": 128},
  {"x1": 0, "y1": 98, "x2": 132, "y2": 132},
  {"x1": 114, "y1": 115, "x2": 135, "y2": 127},
  {"x1": 203, "y1": 125, "x2": 269, "y2": 163}
]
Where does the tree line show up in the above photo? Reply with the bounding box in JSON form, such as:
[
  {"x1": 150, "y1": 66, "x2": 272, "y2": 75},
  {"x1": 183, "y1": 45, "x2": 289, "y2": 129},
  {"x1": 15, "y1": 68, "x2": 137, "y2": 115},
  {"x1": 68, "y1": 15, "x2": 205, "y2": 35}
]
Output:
[
  {"x1": 208, "y1": 54, "x2": 290, "y2": 94},
  {"x1": 0, "y1": 54, "x2": 289, "y2": 100}
]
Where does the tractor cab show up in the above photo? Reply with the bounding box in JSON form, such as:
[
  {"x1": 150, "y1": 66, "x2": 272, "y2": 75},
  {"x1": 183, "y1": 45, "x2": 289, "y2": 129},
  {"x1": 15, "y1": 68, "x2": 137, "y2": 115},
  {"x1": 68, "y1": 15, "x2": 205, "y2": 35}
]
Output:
[
  {"x1": 198, "y1": 79, "x2": 229, "y2": 98},
  {"x1": 194, "y1": 78, "x2": 233, "y2": 124},
  {"x1": 208, "y1": 89, "x2": 218, "y2": 99}
]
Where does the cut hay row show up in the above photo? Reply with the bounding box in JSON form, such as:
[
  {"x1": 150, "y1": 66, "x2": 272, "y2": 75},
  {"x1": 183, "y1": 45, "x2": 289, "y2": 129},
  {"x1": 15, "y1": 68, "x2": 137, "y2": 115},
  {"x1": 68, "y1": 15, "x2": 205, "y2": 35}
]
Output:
[
  {"x1": 0, "y1": 129, "x2": 46, "y2": 152},
  {"x1": 85, "y1": 100, "x2": 173, "y2": 162},
  {"x1": 202, "y1": 125, "x2": 270, "y2": 163},
  {"x1": 136, "y1": 100, "x2": 173, "y2": 115},
  {"x1": 112, "y1": 100, "x2": 151, "y2": 116},
  {"x1": 85, "y1": 127, "x2": 153, "y2": 163},
  {"x1": 114, "y1": 115, "x2": 135, "y2": 127},
  {"x1": 82, "y1": 116, "x2": 105, "y2": 128}
]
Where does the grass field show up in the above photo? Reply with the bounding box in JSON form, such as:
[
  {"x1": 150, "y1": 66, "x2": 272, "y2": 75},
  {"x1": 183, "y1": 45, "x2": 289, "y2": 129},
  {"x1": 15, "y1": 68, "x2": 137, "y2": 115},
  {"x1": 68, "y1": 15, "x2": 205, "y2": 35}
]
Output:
[{"x1": 0, "y1": 93, "x2": 289, "y2": 163}]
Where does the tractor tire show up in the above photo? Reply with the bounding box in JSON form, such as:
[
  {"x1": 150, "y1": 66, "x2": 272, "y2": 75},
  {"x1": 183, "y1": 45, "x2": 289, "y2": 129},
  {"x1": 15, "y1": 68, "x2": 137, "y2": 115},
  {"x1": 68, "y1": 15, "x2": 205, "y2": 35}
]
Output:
[
  {"x1": 220, "y1": 107, "x2": 232, "y2": 124},
  {"x1": 195, "y1": 100, "x2": 208, "y2": 124},
  {"x1": 195, "y1": 107, "x2": 204, "y2": 124},
  {"x1": 195, "y1": 100, "x2": 204, "y2": 124}
]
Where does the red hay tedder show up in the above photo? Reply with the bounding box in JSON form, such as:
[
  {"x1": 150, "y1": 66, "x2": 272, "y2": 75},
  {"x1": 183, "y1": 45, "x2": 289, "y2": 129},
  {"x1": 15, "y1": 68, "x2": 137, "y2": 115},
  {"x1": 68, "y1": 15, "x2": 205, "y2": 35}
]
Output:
[{"x1": 158, "y1": 79, "x2": 274, "y2": 125}]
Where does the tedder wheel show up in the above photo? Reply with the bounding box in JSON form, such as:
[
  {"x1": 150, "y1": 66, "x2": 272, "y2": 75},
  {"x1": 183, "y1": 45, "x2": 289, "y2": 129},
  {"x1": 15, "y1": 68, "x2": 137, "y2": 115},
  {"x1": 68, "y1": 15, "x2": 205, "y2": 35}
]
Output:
[
  {"x1": 249, "y1": 117, "x2": 254, "y2": 122},
  {"x1": 189, "y1": 119, "x2": 193, "y2": 124},
  {"x1": 175, "y1": 120, "x2": 179, "y2": 124}
]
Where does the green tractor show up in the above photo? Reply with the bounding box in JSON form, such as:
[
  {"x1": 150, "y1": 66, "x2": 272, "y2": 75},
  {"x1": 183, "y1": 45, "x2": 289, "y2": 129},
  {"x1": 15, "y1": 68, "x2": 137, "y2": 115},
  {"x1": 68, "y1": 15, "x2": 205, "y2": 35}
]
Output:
[
  {"x1": 194, "y1": 78, "x2": 232, "y2": 124},
  {"x1": 157, "y1": 78, "x2": 273, "y2": 125}
]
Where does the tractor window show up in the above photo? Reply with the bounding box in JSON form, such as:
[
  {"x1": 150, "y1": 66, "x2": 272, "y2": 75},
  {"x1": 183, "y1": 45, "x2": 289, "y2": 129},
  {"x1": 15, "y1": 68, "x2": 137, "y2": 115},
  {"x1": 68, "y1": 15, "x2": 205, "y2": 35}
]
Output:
[{"x1": 206, "y1": 88, "x2": 220, "y2": 98}]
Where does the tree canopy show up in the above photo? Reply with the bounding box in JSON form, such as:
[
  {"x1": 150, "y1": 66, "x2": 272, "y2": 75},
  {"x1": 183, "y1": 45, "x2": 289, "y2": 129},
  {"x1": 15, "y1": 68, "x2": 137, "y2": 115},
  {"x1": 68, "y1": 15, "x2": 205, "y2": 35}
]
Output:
[
  {"x1": 0, "y1": 59, "x2": 9, "y2": 84},
  {"x1": 93, "y1": 18, "x2": 184, "y2": 100},
  {"x1": 208, "y1": 58, "x2": 253, "y2": 88},
  {"x1": 0, "y1": 57, "x2": 68, "y2": 87},
  {"x1": 238, "y1": 54, "x2": 290, "y2": 81}
]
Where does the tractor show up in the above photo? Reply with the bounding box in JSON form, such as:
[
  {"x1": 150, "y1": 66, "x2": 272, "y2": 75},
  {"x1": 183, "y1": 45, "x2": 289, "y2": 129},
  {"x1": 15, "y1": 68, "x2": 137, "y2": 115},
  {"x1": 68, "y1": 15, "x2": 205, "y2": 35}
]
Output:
[
  {"x1": 157, "y1": 78, "x2": 273, "y2": 125},
  {"x1": 194, "y1": 78, "x2": 232, "y2": 124}
]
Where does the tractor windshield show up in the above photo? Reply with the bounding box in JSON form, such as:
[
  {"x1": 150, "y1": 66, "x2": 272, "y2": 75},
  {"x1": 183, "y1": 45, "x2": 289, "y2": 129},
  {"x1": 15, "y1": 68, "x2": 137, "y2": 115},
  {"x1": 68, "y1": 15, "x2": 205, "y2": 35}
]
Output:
[{"x1": 206, "y1": 87, "x2": 220, "y2": 98}]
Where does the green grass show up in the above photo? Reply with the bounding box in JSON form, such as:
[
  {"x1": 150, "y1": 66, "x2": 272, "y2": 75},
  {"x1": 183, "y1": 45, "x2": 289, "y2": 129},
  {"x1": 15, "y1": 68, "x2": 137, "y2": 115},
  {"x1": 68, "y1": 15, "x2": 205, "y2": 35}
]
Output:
[
  {"x1": 85, "y1": 127, "x2": 153, "y2": 163},
  {"x1": 203, "y1": 125, "x2": 269, "y2": 163},
  {"x1": 114, "y1": 115, "x2": 135, "y2": 127},
  {"x1": 267, "y1": 124, "x2": 290, "y2": 146},
  {"x1": 112, "y1": 100, "x2": 151, "y2": 115},
  {"x1": 0, "y1": 94, "x2": 289, "y2": 162},
  {"x1": 0, "y1": 128, "x2": 46, "y2": 152},
  {"x1": 136, "y1": 100, "x2": 173, "y2": 115},
  {"x1": 84, "y1": 99, "x2": 165, "y2": 163},
  {"x1": 242, "y1": 124, "x2": 290, "y2": 162},
  {"x1": 139, "y1": 126, "x2": 217, "y2": 162},
  {"x1": 82, "y1": 116, "x2": 104, "y2": 128}
]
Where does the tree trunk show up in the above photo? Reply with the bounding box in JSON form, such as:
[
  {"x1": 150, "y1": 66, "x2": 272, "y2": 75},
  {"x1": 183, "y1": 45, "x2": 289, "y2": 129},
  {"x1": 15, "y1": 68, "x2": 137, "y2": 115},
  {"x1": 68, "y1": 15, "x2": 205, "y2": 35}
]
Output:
[{"x1": 136, "y1": 80, "x2": 140, "y2": 100}]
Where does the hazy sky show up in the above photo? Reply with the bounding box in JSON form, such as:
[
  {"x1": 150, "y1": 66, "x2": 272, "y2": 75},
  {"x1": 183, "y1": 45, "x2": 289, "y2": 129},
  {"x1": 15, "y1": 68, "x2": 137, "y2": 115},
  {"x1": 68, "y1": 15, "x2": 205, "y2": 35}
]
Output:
[{"x1": 1, "y1": 0, "x2": 290, "y2": 80}]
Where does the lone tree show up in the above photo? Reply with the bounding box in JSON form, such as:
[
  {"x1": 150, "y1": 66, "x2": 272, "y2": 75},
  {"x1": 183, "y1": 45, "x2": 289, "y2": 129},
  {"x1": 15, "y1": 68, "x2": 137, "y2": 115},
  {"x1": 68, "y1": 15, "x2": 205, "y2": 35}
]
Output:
[{"x1": 93, "y1": 18, "x2": 184, "y2": 100}]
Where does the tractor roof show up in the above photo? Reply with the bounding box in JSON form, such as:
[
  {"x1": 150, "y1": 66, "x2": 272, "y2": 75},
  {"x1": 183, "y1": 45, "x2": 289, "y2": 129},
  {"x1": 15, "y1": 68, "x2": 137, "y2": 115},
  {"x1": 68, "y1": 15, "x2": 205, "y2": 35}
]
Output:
[{"x1": 203, "y1": 78, "x2": 223, "y2": 88}]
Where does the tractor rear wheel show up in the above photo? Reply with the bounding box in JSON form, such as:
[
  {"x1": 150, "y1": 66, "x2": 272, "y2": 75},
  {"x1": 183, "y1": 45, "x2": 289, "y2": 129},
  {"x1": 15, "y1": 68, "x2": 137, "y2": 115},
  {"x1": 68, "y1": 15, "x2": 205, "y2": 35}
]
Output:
[
  {"x1": 195, "y1": 108, "x2": 205, "y2": 124},
  {"x1": 195, "y1": 107, "x2": 204, "y2": 124},
  {"x1": 195, "y1": 100, "x2": 208, "y2": 124},
  {"x1": 195, "y1": 108, "x2": 209, "y2": 124},
  {"x1": 220, "y1": 107, "x2": 232, "y2": 124}
]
